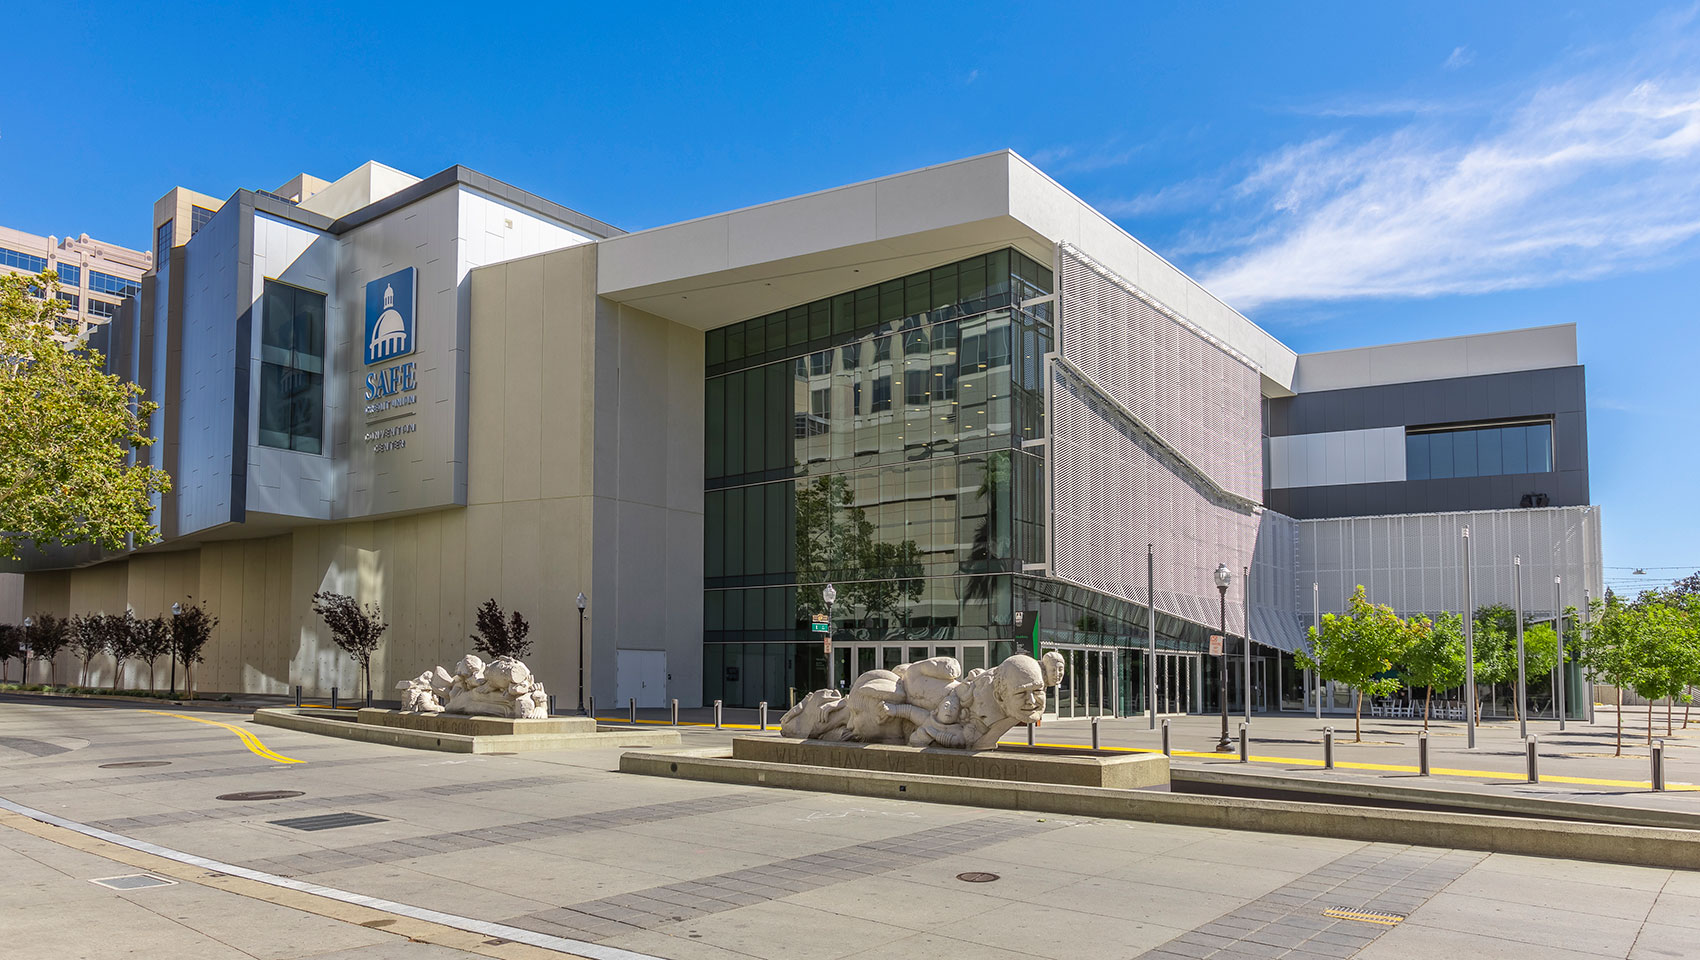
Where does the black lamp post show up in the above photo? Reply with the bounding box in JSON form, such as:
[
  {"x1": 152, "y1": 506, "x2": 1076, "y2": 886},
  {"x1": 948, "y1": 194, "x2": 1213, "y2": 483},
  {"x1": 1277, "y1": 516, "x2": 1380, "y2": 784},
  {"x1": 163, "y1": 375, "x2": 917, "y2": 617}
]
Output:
[
  {"x1": 21, "y1": 617, "x2": 32, "y2": 684},
  {"x1": 170, "y1": 602, "x2": 181, "y2": 698},
  {"x1": 1213, "y1": 563, "x2": 1233, "y2": 752},
  {"x1": 576, "y1": 592, "x2": 588, "y2": 714}
]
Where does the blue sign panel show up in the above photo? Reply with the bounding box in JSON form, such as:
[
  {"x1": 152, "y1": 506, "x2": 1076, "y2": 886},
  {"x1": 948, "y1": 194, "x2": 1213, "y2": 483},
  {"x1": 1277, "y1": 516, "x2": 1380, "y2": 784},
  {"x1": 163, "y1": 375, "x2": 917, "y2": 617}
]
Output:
[{"x1": 364, "y1": 267, "x2": 416, "y2": 365}]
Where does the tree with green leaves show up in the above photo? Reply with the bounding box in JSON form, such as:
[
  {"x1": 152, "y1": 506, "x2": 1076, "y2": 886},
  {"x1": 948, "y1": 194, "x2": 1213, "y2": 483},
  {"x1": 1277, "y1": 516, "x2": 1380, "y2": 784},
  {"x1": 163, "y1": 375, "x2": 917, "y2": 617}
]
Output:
[
  {"x1": 1574, "y1": 593, "x2": 1637, "y2": 755},
  {"x1": 1624, "y1": 596, "x2": 1695, "y2": 741},
  {"x1": 170, "y1": 600, "x2": 217, "y2": 697},
  {"x1": 313, "y1": 591, "x2": 389, "y2": 694},
  {"x1": 0, "y1": 270, "x2": 170, "y2": 560},
  {"x1": 1400, "y1": 611, "x2": 1465, "y2": 730},
  {"x1": 1470, "y1": 604, "x2": 1557, "y2": 722},
  {"x1": 1297, "y1": 585, "x2": 1407, "y2": 742},
  {"x1": 24, "y1": 613, "x2": 68, "y2": 685}
]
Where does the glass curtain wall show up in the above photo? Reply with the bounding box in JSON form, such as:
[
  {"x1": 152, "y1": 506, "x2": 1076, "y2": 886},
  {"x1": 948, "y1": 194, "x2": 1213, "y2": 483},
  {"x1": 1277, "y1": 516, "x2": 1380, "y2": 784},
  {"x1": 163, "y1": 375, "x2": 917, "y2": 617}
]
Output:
[{"x1": 704, "y1": 249, "x2": 1053, "y2": 706}]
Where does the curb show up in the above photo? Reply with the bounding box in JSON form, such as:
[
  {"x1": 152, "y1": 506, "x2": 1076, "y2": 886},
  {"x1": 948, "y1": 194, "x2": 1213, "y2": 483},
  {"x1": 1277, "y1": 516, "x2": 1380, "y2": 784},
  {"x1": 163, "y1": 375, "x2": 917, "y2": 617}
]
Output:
[{"x1": 621, "y1": 750, "x2": 1700, "y2": 871}]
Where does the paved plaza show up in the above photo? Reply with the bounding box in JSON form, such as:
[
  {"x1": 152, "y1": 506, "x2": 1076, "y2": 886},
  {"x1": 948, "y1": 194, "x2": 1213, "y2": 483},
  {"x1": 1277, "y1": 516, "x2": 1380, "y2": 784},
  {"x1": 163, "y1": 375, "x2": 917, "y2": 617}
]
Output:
[{"x1": 2, "y1": 694, "x2": 1698, "y2": 960}]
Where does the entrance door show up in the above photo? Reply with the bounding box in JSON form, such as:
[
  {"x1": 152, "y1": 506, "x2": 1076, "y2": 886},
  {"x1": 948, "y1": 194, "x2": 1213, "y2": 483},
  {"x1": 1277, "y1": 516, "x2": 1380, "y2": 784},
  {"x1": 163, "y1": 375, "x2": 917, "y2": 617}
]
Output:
[
  {"x1": 1154, "y1": 653, "x2": 1191, "y2": 715},
  {"x1": 616, "y1": 649, "x2": 668, "y2": 707}
]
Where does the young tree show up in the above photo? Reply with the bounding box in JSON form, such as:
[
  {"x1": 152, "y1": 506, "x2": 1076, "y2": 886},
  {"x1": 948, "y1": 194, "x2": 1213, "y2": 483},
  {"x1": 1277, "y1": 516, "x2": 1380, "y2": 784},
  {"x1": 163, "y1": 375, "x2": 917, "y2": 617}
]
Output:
[
  {"x1": 0, "y1": 623, "x2": 22, "y2": 683},
  {"x1": 0, "y1": 270, "x2": 170, "y2": 560},
  {"x1": 69, "y1": 614, "x2": 110, "y2": 688},
  {"x1": 1296, "y1": 585, "x2": 1407, "y2": 742},
  {"x1": 25, "y1": 613, "x2": 69, "y2": 685},
  {"x1": 135, "y1": 615, "x2": 172, "y2": 694},
  {"x1": 110, "y1": 612, "x2": 143, "y2": 691},
  {"x1": 312, "y1": 591, "x2": 388, "y2": 695},
  {"x1": 170, "y1": 600, "x2": 217, "y2": 698},
  {"x1": 1574, "y1": 594, "x2": 1635, "y2": 755},
  {"x1": 472, "y1": 599, "x2": 532, "y2": 661},
  {"x1": 1625, "y1": 597, "x2": 1693, "y2": 741},
  {"x1": 1400, "y1": 611, "x2": 1465, "y2": 730}
]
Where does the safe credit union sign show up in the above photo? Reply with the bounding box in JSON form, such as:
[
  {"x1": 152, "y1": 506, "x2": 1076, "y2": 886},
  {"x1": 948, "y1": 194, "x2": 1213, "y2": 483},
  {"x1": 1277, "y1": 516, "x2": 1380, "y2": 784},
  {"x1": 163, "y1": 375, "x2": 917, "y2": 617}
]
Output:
[{"x1": 363, "y1": 267, "x2": 420, "y2": 453}]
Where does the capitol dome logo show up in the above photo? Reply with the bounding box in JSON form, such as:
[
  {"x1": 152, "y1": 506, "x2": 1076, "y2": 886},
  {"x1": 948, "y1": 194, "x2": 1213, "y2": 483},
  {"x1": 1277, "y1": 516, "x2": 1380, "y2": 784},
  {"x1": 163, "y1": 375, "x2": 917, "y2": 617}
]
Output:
[{"x1": 364, "y1": 267, "x2": 416, "y2": 365}]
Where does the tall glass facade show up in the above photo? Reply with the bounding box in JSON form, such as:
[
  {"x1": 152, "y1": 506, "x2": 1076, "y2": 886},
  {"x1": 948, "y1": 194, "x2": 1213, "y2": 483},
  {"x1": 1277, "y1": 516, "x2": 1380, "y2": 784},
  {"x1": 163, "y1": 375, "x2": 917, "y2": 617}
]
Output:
[{"x1": 703, "y1": 249, "x2": 1053, "y2": 706}]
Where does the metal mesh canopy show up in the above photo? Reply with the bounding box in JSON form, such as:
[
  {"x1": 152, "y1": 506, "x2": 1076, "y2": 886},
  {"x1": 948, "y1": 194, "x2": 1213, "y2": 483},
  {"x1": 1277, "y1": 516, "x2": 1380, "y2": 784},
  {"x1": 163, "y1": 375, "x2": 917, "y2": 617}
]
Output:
[{"x1": 1296, "y1": 506, "x2": 1603, "y2": 624}]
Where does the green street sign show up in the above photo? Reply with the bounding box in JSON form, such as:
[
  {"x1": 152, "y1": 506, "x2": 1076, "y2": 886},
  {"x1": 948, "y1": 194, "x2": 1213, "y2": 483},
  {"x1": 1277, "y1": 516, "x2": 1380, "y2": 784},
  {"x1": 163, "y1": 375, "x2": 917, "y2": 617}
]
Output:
[{"x1": 811, "y1": 621, "x2": 830, "y2": 633}]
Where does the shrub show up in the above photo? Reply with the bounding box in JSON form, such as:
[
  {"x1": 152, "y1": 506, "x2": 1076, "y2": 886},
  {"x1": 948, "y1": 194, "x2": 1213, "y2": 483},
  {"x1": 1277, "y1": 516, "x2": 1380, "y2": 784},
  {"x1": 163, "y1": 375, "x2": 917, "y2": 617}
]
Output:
[
  {"x1": 311, "y1": 591, "x2": 388, "y2": 694},
  {"x1": 471, "y1": 599, "x2": 532, "y2": 661}
]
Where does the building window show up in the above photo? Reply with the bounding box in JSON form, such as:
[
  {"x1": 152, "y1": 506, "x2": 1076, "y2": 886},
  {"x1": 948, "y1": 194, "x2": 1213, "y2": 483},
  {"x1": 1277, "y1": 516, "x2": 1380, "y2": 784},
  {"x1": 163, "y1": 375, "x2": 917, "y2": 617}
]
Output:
[
  {"x1": 871, "y1": 375, "x2": 892, "y2": 412},
  {"x1": 1406, "y1": 421, "x2": 1553, "y2": 481},
  {"x1": 0, "y1": 247, "x2": 49, "y2": 272},
  {"x1": 89, "y1": 270, "x2": 141, "y2": 299},
  {"x1": 87, "y1": 299, "x2": 119, "y2": 319},
  {"x1": 54, "y1": 263, "x2": 81, "y2": 288},
  {"x1": 258, "y1": 280, "x2": 325, "y2": 454},
  {"x1": 156, "y1": 221, "x2": 173, "y2": 267},
  {"x1": 57, "y1": 292, "x2": 79, "y2": 310},
  {"x1": 190, "y1": 205, "x2": 217, "y2": 237}
]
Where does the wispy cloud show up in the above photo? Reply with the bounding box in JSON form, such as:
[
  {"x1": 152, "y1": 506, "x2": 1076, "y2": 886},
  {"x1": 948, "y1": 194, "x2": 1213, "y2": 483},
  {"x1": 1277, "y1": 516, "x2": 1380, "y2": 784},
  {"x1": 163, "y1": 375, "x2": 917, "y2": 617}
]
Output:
[
  {"x1": 1444, "y1": 46, "x2": 1475, "y2": 70},
  {"x1": 1029, "y1": 140, "x2": 1142, "y2": 175},
  {"x1": 1190, "y1": 49, "x2": 1700, "y2": 309},
  {"x1": 1098, "y1": 178, "x2": 1220, "y2": 218}
]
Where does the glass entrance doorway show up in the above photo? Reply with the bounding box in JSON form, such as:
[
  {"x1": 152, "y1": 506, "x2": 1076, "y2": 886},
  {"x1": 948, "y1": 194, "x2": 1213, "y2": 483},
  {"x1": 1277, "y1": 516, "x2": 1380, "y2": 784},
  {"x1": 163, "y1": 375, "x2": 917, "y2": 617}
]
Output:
[
  {"x1": 1044, "y1": 646, "x2": 1123, "y2": 718},
  {"x1": 827, "y1": 642, "x2": 988, "y2": 696},
  {"x1": 1153, "y1": 652, "x2": 1192, "y2": 715}
]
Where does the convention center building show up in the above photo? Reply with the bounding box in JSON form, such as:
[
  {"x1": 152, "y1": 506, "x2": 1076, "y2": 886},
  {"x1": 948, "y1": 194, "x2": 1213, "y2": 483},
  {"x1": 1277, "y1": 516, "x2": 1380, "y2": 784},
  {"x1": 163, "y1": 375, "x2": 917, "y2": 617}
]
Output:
[{"x1": 11, "y1": 151, "x2": 1602, "y2": 717}]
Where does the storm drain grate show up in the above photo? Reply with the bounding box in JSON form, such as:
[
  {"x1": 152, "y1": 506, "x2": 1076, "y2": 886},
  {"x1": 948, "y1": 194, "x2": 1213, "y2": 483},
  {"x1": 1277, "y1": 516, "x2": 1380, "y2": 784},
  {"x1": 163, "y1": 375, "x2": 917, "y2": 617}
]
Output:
[
  {"x1": 91, "y1": 874, "x2": 176, "y2": 890},
  {"x1": 269, "y1": 812, "x2": 388, "y2": 832},
  {"x1": 1323, "y1": 907, "x2": 1405, "y2": 926}
]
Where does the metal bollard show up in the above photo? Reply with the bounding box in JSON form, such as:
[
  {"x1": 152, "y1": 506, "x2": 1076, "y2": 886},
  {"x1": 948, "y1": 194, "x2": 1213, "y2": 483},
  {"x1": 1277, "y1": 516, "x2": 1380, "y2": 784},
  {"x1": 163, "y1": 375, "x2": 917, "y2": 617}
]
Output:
[
  {"x1": 331, "y1": 686, "x2": 338, "y2": 710},
  {"x1": 789, "y1": 687, "x2": 796, "y2": 709},
  {"x1": 294, "y1": 685, "x2": 302, "y2": 708},
  {"x1": 714, "y1": 699, "x2": 723, "y2": 729},
  {"x1": 588, "y1": 695, "x2": 594, "y2": 719},
  {"x1": 628, "y1": 698, "x2": 636, "y2": 725},
  {"x1": 1323, "y1": 726, "x2": 1334, "y2": 770},
  {"x1": 1238, "y1": 721, "x2": 1249, "y2": 763},
  {"x1": 671, "y1": 699, "x2": 679, "y2": 726},
  {"x1": 1026, "y1": 722, "x2": 1035, "y2": 746},
  {"x1": 1418, "y1": 730, "x2": 1430, "y2": 776},
  {"x1": 1526, "y1": 735, "x2": 1539, "y2": 783},
  {"x1": 1161, "y1": 718, "x2": 1172, "y2": 757},
  {"x1": 365, "y1": 689, "x2": 373, "y2": 708},
  {"x1": 758, "y1": 701, "x2": 768, "y2": 731},
  {"x1": 1091, "y1": 716, "x2": 1101, "y2": 750},
  {"x1": 1653, "y1": 740, "x2": 1666, "y2": 791},
  {"x1": 548, "y1": 694, "x2": 557, "y2": 716}
]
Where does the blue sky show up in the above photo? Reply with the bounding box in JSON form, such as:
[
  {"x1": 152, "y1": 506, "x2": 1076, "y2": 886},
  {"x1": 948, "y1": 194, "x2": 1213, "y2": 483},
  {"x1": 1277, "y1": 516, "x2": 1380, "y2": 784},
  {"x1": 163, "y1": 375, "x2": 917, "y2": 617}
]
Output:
[{"x1": 4, "y1": 2, "x2": 1696, "y2": 591}]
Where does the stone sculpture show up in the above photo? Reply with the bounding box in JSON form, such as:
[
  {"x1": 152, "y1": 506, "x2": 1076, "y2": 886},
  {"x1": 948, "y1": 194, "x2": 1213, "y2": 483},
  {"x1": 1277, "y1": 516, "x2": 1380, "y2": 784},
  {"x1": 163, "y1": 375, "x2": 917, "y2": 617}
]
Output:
[
  {"x1": 779, "y1": 651, "x2": 1066, "y2": 749},
  {"x1": 396, "y1": 653, "x2": 550, "y2": 719}
]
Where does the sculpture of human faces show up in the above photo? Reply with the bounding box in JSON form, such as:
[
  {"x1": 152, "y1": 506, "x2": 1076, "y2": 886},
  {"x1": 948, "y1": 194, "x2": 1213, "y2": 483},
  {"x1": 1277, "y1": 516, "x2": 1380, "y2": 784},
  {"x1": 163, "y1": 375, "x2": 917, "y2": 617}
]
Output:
[{"x1": 990, "y1": 655, "x2": 1048, "y2": 723}]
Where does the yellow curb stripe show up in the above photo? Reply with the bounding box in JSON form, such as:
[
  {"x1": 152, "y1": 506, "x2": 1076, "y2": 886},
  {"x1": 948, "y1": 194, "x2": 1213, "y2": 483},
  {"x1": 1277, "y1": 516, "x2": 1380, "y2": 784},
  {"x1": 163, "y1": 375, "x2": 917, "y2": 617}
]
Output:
[
  {"x1": 143, "y1": 710, "x2": 304, "y2": 764},
  {"x1": 997, "y1": 737, "x2": 1698, "y2": 791}
]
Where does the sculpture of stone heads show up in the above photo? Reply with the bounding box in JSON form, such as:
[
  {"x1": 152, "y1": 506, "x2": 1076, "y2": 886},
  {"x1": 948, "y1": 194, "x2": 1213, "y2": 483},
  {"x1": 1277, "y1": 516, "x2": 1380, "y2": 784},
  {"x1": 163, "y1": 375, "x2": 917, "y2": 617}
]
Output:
[
  {"x1": 399, "y1": 653, "x2": 550, "y2": 719},
  {"x1": 778, "y1": 652, "x2": 1066, "y2": 750},
  {"x1": 395, "y1": 671, "x2": 445, "y2": 714}
]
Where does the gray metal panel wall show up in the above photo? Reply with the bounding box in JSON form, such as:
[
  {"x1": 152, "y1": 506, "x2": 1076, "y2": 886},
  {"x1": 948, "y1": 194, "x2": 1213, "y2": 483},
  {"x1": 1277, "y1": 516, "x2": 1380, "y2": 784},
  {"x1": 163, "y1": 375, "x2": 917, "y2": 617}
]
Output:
[
  {"x1": 1294, "y1": 505, "x2": 1603, "y2": 623},
  {"x1": 173, "y1": 200, "x2": 245, "y2": 536}
]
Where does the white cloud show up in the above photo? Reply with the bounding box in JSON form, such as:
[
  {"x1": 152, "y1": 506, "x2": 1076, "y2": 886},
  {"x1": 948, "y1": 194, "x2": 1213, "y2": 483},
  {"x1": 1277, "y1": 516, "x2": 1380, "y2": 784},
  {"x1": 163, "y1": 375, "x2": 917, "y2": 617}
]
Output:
[
  {"x1": 1029, "y1": 140, "x2": 1141, "y2": 175},
  {"x1": 1444, "y1": 46, "x2": 1475, "y2": 70},
  {"x1": 1192, "y1": 69, "x2": 1700, "y2": 310}
]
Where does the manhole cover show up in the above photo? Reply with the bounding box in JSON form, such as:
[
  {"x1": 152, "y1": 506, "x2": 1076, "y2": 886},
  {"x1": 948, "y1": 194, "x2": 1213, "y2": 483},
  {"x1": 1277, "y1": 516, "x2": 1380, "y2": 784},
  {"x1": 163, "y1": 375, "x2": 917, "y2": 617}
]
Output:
[
  {"x1": 956, "y1": 872, "x2": 1000, "y2": 883},
  {"x1": 216, "y1": 790, "x2": 305, "y2": 801},
  {"x1": 100, "y1": 761, "x2": 172, "y2": 769},
  {"x1": 91, "y1": 874, "x2": 176, "y2": 890},
  {"x1": 270, "y1": 812, "x2": 387, "y2": 831}
]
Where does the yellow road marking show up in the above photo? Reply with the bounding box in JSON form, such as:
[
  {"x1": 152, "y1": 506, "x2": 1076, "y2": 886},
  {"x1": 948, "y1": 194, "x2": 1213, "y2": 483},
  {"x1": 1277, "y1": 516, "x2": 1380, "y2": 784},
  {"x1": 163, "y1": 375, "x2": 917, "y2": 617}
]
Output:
[
  {"x1": 143, "y1": 711, "x2": 303, "y2": 764},
  {"x1": 1323, "y1": 907, "x2": 1404, "y2": 925},
  {"x1": 998, "y1": 738, "x2": 1699, "y2": 791}
]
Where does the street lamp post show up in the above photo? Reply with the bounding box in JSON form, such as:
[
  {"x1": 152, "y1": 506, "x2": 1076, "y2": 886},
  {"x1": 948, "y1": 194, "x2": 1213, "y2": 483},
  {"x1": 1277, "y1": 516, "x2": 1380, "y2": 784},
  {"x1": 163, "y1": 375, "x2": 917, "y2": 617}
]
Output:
[
  {"x1": 576, "y1": 592, "x2": 588, "y2": 714},
  {"x1": 21, "y1": 617, "x2": 32, "y2": 684},
  {"x1": 1555, "y1": 576, "x2": 1566, "y2": 732},
  {"x1": 170, "y1": 602, "x2": 182, "y2": 698},
  {"x1": 823, "y1": 583, "x2": 837, "y2": 691},
  {"x1": 1514, "y1": 556, "x2": 1527, "y2": 741},
  {"x1": 1213, "y1": 563, "x2": 1232, "y2": 752},
  {"x1": 1462, "y1": 527, "x2": 1477, "y2": 749}
]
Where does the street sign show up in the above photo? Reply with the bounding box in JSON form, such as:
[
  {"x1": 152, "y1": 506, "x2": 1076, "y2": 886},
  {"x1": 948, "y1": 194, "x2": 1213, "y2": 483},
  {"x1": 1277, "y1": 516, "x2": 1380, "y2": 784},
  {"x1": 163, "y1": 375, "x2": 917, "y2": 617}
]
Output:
[
  {"x1": 811, "y1": 613, "x2": 830, "y2": 634},
  {"x1": 1209, "y1": 634, "x2": 1224, "y2": 656},
  {"x1": 824, "y1": 637, "x2": 832, "y2": 654}
]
